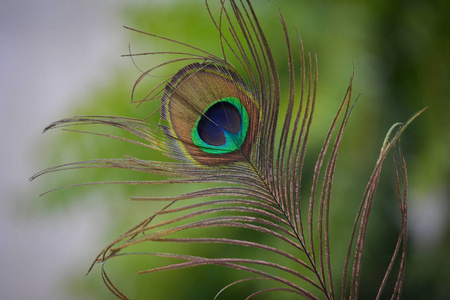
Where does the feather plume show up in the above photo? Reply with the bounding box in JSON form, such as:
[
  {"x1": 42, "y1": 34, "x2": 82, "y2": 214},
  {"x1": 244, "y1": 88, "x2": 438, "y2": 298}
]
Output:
[{"x1": 31, "y1": 1, "x2": 426, "y2": 299}]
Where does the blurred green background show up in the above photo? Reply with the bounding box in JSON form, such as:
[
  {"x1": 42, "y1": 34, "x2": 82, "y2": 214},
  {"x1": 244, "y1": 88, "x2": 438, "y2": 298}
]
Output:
[{"x1": 3, "y1": 0, "x2": 448, "y2": 299}]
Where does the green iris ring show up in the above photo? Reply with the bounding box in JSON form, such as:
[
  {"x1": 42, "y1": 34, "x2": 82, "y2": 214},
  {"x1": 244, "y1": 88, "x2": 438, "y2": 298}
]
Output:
[{"x1": 191, "y1": 97, "x2": 249, "y2": 154}]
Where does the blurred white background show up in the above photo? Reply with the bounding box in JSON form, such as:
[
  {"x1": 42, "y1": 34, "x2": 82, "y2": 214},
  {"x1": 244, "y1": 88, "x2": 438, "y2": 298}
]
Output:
[{"x1": 0, "y1": 1, "x2": 125, "y2": 299}]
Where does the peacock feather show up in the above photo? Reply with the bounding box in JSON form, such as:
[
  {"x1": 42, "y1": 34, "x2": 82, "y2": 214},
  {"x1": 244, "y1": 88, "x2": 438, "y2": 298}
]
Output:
[{"x1": 32, "y1": 1, "x2": 426, "y2": 299}]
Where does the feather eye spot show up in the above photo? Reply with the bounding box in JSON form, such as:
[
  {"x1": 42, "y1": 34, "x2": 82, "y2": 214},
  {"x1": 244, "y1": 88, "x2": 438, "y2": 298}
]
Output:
[
  {"x1": 197, "y1": 101, "x2": 242, "y2": 146},
  {"x1": 191, "y1": 97, "x2": 249, "y2": 154},
  {"x1": 162, "y1": 63, "x2": 259, "y2": 164}
]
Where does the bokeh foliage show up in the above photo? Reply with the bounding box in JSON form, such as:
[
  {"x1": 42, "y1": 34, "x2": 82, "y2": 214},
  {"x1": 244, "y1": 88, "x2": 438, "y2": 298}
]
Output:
[{"x1": 40, "y1": 0, "x2": 448, "y2": 299}]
